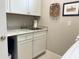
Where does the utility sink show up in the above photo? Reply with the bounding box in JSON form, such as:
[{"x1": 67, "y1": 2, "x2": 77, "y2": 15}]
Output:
[{"x1": 30, "y1": 28, "x2": 42, "y2": 30}]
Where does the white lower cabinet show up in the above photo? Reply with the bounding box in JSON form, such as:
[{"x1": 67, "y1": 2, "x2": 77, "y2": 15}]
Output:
[
  {"x1": 18, "y1": 41, "x2": 32, "y2": 59},
  {"x1": 33, "y1": 38, "x2": 46, "y2": 58},
  {"x1": 16, "y1": 33, "x2": 33, "y2": 59},
  {"x1": 33, "y1": 31, "x2": 47, "y2": 58},
  {"x1": 13, "y1": 30, "x2": 47, "y2": 59}
]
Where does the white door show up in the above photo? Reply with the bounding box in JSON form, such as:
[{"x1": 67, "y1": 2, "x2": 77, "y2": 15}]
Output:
[
  {"x1": 5, "y1": 0, "x2": 10, "y2": 12},
  {"x1": 5, "y1": 0, "x2": 9, "y2": 12},
  {"x1": 29, "y1": 0, "x2": 41, "y2": 16},
  {"x1": 10, "y1": 0, "x2": 28, "y2": 14},
  {"x1": 0, "y1": 0, "x2": 8, "y2": 59}
]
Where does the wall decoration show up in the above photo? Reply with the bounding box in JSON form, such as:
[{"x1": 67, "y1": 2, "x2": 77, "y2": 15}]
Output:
[
  {"x1": 63, "y1": 1, "x2": 79, "y2": 16},
  {"x1": 50, "y1": 3, "x2": 60, "y2": 17}
]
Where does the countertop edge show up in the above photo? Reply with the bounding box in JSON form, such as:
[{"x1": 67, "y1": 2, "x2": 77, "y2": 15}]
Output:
[{"x1": 7, "y1": 28, "x2": 48, "y2": 37}]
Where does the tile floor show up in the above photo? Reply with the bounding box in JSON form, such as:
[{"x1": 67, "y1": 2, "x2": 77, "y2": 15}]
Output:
[{"x1": 37, "y1": 50, "x2": 61, "y2": 59}]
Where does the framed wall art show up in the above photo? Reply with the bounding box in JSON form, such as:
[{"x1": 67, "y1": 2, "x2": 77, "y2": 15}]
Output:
[
  {"x1": 50, "y1": 3, "x2": 60, "y2": 17},
  {"x1": 63, "y1": 1, "x2": 79, "y2": 16}
]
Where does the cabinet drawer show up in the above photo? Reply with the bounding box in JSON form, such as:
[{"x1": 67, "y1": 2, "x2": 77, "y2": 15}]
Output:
[
  {"x1": 34, "y1": 31, "x2": 47, "y2": 37},
  {"x1": 18, "y1": 39, "x2": 32, "y2": 45},
  {"x1": 34, "y1": 35, "x2": 46, "y2": 40},
  {"x1": 17, "y1": 33, "x2": 33, "y2": 42}
]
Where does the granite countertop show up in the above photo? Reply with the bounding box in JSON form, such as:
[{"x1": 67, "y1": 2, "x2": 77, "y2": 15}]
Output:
[{"x1": 7, "y1": 28, "x2": 48, "y2": 37}]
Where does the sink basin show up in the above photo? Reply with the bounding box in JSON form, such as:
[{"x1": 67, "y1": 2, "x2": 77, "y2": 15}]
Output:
[{"x1": 30, "y1": 28, "x2": 42, "y2": 30}]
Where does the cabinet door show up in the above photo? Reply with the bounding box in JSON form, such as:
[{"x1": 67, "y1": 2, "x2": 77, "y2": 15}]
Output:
[
  {"x1": 0, "y1": 0, "x2": 8, "y2": 59},
  {"x1": 18, "y1": 41, "x2": 32, "y2": 59},
  {"x1": 29, "y1": 0, "x2": 41, "y2": 16},
  {"x1": 10, "y1": 0, "x2": 28, "y2": 14},
  {"x1": 33, "y1": 37, "x2": 46, "y2": 58}
]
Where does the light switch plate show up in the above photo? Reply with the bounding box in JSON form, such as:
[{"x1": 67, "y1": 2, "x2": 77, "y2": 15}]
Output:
[{"x1": 67, "y1": 21, "x2": 71, "y2": 26}]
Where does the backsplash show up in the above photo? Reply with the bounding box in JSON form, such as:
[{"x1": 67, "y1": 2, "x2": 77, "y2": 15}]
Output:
[{"x1": 7, "y1": 14, "x2": 34, "y2": 30}]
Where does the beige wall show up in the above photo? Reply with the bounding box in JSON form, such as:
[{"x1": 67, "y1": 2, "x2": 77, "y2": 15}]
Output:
[{"x1": 39, "y1": 0, "x2": 79, "y2": 56}]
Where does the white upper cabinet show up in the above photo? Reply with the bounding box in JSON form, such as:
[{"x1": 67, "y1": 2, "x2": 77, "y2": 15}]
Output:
[
  {"x1": 10, "y1": 0, "x2": 28, "y2": 14},
  {"x1": 29, "y1": 0, "x2": 41, "y2": 16},
  {"x1": 6, "y1": 0, "x2": 41, "y2": 16}
]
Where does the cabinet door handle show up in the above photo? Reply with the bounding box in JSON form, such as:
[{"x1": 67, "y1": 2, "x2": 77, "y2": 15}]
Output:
[{"x1": 0, "y1": 36, "x2": 6, "y2": 41}]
